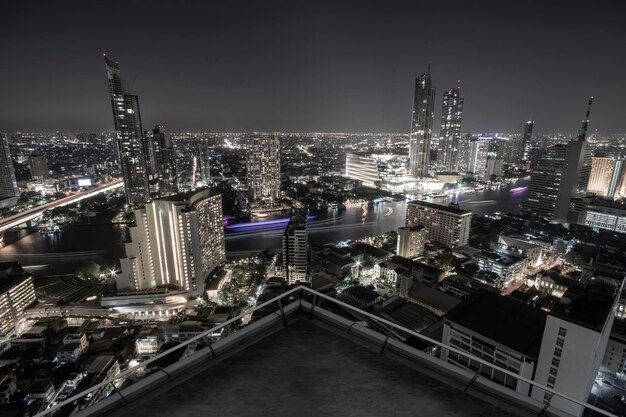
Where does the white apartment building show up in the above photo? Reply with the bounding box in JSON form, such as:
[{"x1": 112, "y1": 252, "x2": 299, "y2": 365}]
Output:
[
  {"x1": 118, "y1": 190, "x2": 225, "y2": 296},
  {"x1": 405, "y1": 201, "x2": 471, "y2": 248}
]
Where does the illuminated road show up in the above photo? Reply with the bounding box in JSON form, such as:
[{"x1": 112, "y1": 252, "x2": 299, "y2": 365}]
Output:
[{"x1": 0, "y1": 180, "x2": 124, "y2": 233}]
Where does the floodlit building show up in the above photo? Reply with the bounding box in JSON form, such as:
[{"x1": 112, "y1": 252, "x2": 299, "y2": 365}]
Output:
[
  {"x1": 405, "y1": 201, "x2": 471, "y2": 248},
  {"x1": 467, "y1": 137, "x2": 490, "y2": 177},
  {"x1": 345, "y1": 153, "x2": 380, "y2": 187},
  {"x1": 246, "y1": 134, "x2": 281, "y2": 205},
  {"x1": 118, "y1": 190, "x2": 225, "y2": 296},
  {"x1": 396, "y1": 225, "x2": 426, "y2": 258},
  {"x1": 497, "y1": 235, "x2": 543, "y2": 268},
  {"x1": 587, "y1": 157, "x2": 626, "y2": 198},
  {"x1": 104, "y1": 55, "x2": 150, "y2": 204},
  {"x1": 408, "y1": 70, "x2": 435, "y2": 177},
  {"x1": 283, "y1": 210, "x2": 308, "y2": 284}
]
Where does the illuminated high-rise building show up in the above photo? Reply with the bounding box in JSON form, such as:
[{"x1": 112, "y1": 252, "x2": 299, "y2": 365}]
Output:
[
  {"x1": 521, "y1": 99, "x2": 593, "y2": 223},
  {"x1": 246, "y1": 134, "x2": 281, "y2": 205},
  {"x1": 438, "y1": 83, "x2": 464, "y2": 172},
  {"x1": 104, "y1": 55, "x2": 149, "y2": 205},
  {"x1": 118, "y1": 190, "x2": 225, "y2": 296},
  {"x1": 283, "y1": 210, "x2": 308, "y2": 284},
  {"x1": 0, "y1": 134, "x2": 18, "y2": 202},
  {"x1": 521, "y1": 121, "x2": 534, "y2": 164},
  {"x1": 146, "y1": 125, "x2": 178, "y2": 195},
  {"x1": 408, "y1": 70, "x2": 436, "y2": 177},
  {"x1": 587, "y1": 157, "x2": 626, "y2": 199}
]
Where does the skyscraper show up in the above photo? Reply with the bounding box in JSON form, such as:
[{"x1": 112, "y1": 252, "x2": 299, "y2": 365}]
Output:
[
  {"x1": 408, "y1": 70, "x2": 436, "y2": 177},
  {"x1": 438, "y1": 83, "x2": 464, "y2": 173},
  {"x1": 283, "y1": 210, "x2": 308, "y2": 284},
  {"x1": 521, "y1": 121, "x2": 534, "y2": 164},
  {"x1": 246, "y1": 134, "x2": 281, "y2": 206},
  {"x1": 0, "y1": 134, "x2": 18, "y2": 204},
  {"x1": 147, "y1": 125, "x2": 178, "y2": 195},
  {"x1": 104, "y1": 55, "x2": 149, "y2": 205},
  {"x1": 520, "y1": 99, "x2": 593, "y2": 223},
  {"x1": 118, "y1": 190, "x2": 225, "y2": 296}
]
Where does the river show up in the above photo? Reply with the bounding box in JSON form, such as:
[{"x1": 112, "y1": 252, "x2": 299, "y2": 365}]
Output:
[{"x1": 0, "y1": 181, "x2": 528, "y2": 276}]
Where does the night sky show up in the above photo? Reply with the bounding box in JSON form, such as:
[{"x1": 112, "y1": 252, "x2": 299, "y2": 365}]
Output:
[{"x1": 2, "y1": 1, "x2": 625, "y2": 134}]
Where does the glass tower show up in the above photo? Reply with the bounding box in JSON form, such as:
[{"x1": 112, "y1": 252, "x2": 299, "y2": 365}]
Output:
[
  {"x1": 105, "y1": 55, "x2": 149, "y2": 205},
  {"x1": 408, "y1": 70, "x2": 436, "y2": 177}
]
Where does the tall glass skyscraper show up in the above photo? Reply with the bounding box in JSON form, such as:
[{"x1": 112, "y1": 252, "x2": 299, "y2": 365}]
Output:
[
  {"x1": 246, "y1": 134, "x2": 281, "y2": 206},
  {"x1": 438, "y1": 83, "x2": 464, "y2": 172},
  {"x1": 0, "y1": 134, "x2": 18, "y2": 202},
  {"x1": 147, "y1": 125, "x2": 178, "y2": 195},
  {"x1": 408, "y1": 70, "x2": 435, "y2": 177},
  {"x1": 104, "y1": 56, "x2": 149, "y2": 205},
  {"x1": 520, "y1": 100, "x2": 593, "y2": 223}
]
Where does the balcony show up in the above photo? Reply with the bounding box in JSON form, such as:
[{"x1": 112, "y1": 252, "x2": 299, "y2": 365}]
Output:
[{"x1": 35, "y1": 287, "x2": 616, "y2": 417}]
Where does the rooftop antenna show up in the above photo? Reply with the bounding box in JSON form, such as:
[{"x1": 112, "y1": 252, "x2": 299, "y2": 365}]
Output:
[{"x1": 577, "y1": 96, "x2": 594, "y2": 141}]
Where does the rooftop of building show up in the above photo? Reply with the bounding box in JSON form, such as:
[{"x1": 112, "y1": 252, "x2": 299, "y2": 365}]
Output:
[
  {"x1": 444, "y1": 290, "x2": 547, "y2": 359},
  {"x1": 379, "y1": 255, "x2": 420, "y2": 272},
  {"x1": 551, "y1": 285, "x2": 616, "y2": 332},
  {"x1": 0, "y1": 262, "x2": 31, "y2": 293},
  {"x1": 477, "y1": 249, "x2": 526, "y2": 266},
  {"x1": 407, "y1": 200, "x2": 471, "y2": 215},
  {"x1": 350, "y1": 242, "x2": 392, "y2": 259},
  {"x1": 498, "y1": 235, "x2": 541, "y2": 250},
  {"x1": 38, "y1": 288, "x2": 615, "y2": 417},
  {"x1": 380, "y1": 296, "x2": 440, "y2": 334},
  {"x1": 339, "y1": 285, "x2": 380, "y2": 303},
  {"x1": 107, "y1": 320, "x2": 516, "y2": 417}
]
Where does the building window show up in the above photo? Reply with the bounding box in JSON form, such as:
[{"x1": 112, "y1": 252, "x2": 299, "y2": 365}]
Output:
[
  {"x1": 549, "y1": 367, "x2": 558, "y2": 376},
  {"x1": 548, "y1": 376, "x2": 556, "y2": 385},
  {"x1": 554, "y1": 347, "x2": 562, "y2": 358},
  {"x1": 558, "y1": 327, "x2": 567, "y2": 337},
  {"x1": 556, "y1": 337, "x2": 564, "y2": 348}
]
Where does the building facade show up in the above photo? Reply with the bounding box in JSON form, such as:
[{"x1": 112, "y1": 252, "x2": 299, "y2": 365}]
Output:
[
  {"x1": 408, "y1": 71, "x2": 435, "y2": 177},
  {"x1": 105, "y1": 56, "x2": 150, "y2": 205},
  {"x1": 587, "y1": 157, "x2": 626, "y2": 199},
  {"x1": 246, "y1": 134, "x2": 281, "y2": 206},
  {"x1": 405, "y1": 201, "x2": 471, "y2": 248},
  {"x1": 28, "y1": 154, "x2": 49, "y2": 181},
  {"x1": 0, "y1": 134, "x2": 18, "y2": 202},
  {"x1": 0, "y1": 265, "x2": 36, "y2": 338},
  {"x1": 396, "y1": 225, "x2": 426, "y2": 259},
  {"x1": 522, "y1": 121, "x2": 534, "y2": 164},
  {"x1": 438, "y1": 84, "x2": 464, "y2": 173},
  {"x1": 283, "y1": 210, "x2": 308, "y2": 284},
  {"x1": 146, "y1": 125, "x2": 178, "y2": 195},
  {"x1": 118, "y1": 190, "x2": 225, "y2": 296}
]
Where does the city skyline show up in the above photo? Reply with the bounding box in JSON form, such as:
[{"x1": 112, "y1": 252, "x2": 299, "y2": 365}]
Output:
[{"x1": 2, "y1": 1, "x2": 625, "y2": 134}]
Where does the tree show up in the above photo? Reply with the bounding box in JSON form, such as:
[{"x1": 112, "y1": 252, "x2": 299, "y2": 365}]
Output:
[{"x1": 76, "y1": 261, "x2": 103, "y2": 282}]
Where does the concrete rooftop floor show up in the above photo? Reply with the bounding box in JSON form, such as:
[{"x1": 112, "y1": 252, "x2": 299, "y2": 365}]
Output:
[{"x1": 116, "y1": 319, "x2": 517, "y2": 417}]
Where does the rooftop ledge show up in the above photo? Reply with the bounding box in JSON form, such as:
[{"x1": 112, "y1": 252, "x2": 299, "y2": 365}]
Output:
[{"x1": 37, "y1": 287, "x2": 617, "y2": 417}]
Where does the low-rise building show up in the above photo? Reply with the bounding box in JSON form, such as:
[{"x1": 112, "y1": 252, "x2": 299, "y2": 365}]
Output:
[
  {"x1": 476, "y1": 249, "x2": 527, "y2": 284},
  {"x1": 56, "y1": 342, "x2": 82, "y2": 363}
]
